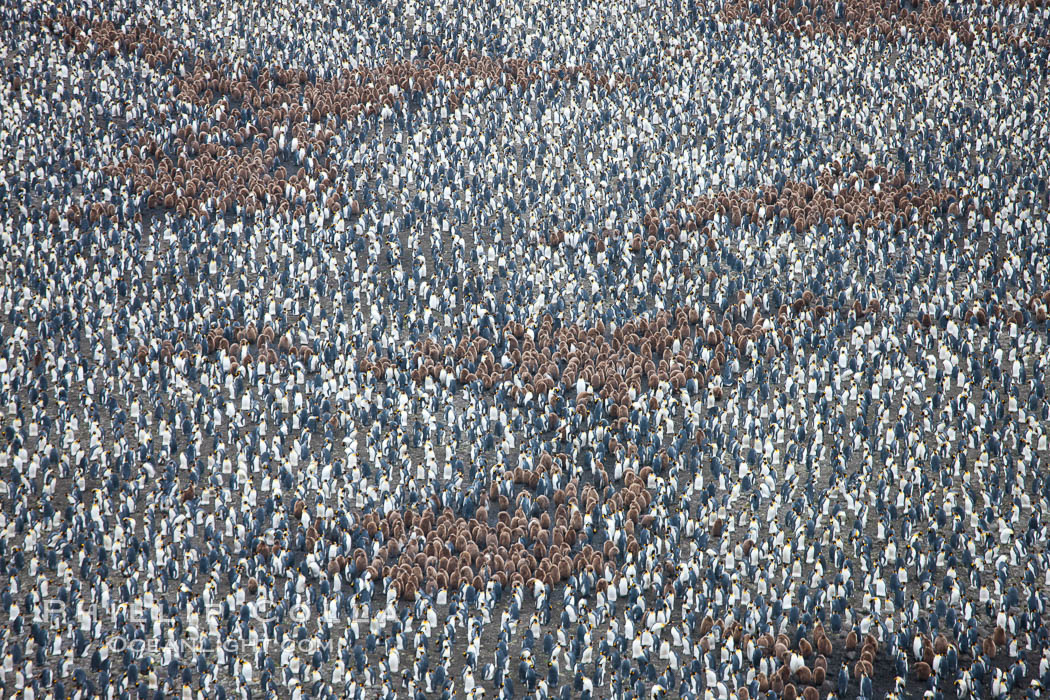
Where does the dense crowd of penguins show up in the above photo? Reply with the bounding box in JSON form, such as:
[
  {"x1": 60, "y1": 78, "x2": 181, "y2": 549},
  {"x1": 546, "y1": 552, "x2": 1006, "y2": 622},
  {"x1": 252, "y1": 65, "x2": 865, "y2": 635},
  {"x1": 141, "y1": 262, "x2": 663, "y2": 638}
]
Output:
[{"x1": 2, "y1": 0, "x2": 1050, "y2": 698}]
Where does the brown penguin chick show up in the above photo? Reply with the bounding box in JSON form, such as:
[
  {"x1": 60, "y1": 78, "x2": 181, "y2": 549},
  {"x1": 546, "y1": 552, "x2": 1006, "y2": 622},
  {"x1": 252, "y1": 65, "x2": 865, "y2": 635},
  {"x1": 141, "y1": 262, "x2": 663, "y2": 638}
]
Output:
[
  {"x1": 864, "y1": 634, "x2": 879, "y2": 655},
  {"x1": 796, "y1": 666, "x2": 812, "y2": 685},
  {"x1": 799, "y1": 638, "x2": 813, "y2": 658},
  {"x1": 993, "y1": 626, "x2": 1007, "y2": 646},
  {"x1": 247, "y1": 577, "x2": 258, "y2": 594},
  {"x1": 802, "y1": 687, "x2": 818, "y2": 700},
  {"x1": 812, "y1": 666, "x2": 825, "y2": 686},
  {"x1": 180, "y1": 484, "x2": 195, "y2": 502},
  {"x1": 770, "y1": 675, "x2": 784, "y2": 695},
  {"x1": 782, "y1": 683, "x2": 797, "y2": 700},
  {"x1": 932, "y1": 634, "x2": 948, "y2": 656},
  {"x1": 983, "y1": 636, "x2": 998, "y2": 658},
  {"x1": 914, "y1": 661, "x2": 931, "y2": 681},
  {"x1": 817, "y1": 635, "x2": 832, "y2": 657},
  {"x1": 845, "y1": 630, "x2": 858, "y2": 653},
  {"x1": 711, "y1": 518, "x2": 724, "y2": 538}
]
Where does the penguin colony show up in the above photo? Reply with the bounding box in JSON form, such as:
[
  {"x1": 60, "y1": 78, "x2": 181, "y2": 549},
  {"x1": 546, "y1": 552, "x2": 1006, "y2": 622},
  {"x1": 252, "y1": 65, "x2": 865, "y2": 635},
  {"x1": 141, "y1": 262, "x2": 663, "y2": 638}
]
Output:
[{"x1": 1, "y1": 0, "x2": 1049, "y2": 698}]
